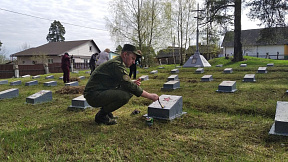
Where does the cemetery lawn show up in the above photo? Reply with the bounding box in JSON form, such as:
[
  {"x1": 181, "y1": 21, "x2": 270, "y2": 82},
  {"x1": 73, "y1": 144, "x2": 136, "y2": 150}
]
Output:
[{"x1": 1, "y1": 56, "x2": 288, "y2": 161}]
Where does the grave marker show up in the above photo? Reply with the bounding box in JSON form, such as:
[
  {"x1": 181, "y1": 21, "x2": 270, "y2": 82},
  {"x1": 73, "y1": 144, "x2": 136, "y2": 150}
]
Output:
[
  {"x1": 0, "y1": 88, "x2": 19, "y2": 99},
  {"x1": 243, "y1": 74, "x2": 256, "y2": 82},
  {"x1": 216, "y1": 64, "x2": 223, "y2": 67},
  {"x1": 150, "y1": 70, "x2": 158, "y2": 74},
  {"x1": 176, "y1": 66, "x2": 182, "y2": 68},
  {"x1": 269, "y1": 101, "x2": 288, "y2": 136},
  {"x1": 161, "y1": 80, "x2": 180, "y2": 91},
  {"x1": 10, "y1": 80, "x2": 21, "y2": 86},
  {"x1": 223, "y1": 68, "x2": 233, "y2": 73},
  {"x1": 65, "y1": 81, "x2": 79, "y2": 86},
  {"x1": 144, "y1": 67, "x2": 149, "y2": 69},
  {"x1": 147, "y1": 95, "x2": 185, "y2": 120},
  {"x1": 167, "y1": 75, "x2": 179, "y2": 81},
  {"x1": 195, "y1": 68, "x2": 204, "y2": 74},
  {"x1": 240, "y1": 64, "x2": 247, "y2": 67},
  {"x1": 158, "y1": 67, "x2": 164, "y2": 69},
  {"x1": 72, "y1": 71, "x2": 79, "y2": 73},
  {"x1": 258, "y1": 67, "x2": 267, "y2": 73},
  {"x1": 78, "y1": 76, "x2": 85, "y2": 80},
  {"x1": 0, "y1": 80, "x2": 8, "y2": 85},
  {"x1": 32, "y1": 75, "x2": 40, "y2": 79},
  {"x1": 139, "y1": 75, "x2": 149, "y2": 81},
  {"x1": 85, "y1": 71, "x2": 91, "y2": 74},
  {"x1": 22, "y1": 75, "x2": 31, "y2": 78},
  {"x1": 68, "y1": 95, "x2": 92, "y2": 110},
  {"x1": 59, "y1": 76, "x2": 63, "y2": 80},
  {"x1": 216, "y1": 81, "x2": 237, "y2": 93},
  {"x1": 26, "y1": 90, "x2": 52, "y2": 104},
  {"x1": 201, "y1": 75, "x2": 213, "y2": 82},
  {"x1": 267, "y1": 63, "x2": 274, "y2": 67},
  {"x1": 45, "y1": 75, "x2": 54, "y2": 79},
  {"x1": 171, "y1": 69, "x2": 179, "y2": 74},
  {"x1": 44, "y1": 81, "x2": 57, "y2": 86},
  {"x1": 25, "y1": 80, "x2": 38, "y2": 86}
]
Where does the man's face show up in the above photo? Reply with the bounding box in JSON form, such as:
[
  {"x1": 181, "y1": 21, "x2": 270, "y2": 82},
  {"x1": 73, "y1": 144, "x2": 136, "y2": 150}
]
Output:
[{"x1": 123, "y1": 51, "x2": 137, "y2": 68}]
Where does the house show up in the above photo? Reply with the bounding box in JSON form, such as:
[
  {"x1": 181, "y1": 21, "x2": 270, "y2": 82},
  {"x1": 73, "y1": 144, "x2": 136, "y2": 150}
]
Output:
[
  {"x1": 222, "y1": 27, "x2": 288, "y2": 59},
  {"x1": 11, "y1": 39, "x2": 101, "y2": 65},
  {"x1": 156, "y1": 46, "x2": 185, "y2": 64}
]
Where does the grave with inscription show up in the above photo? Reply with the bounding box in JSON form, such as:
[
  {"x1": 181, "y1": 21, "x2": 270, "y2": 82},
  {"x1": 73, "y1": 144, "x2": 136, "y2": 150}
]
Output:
[
  {"x1": 26, "y1": 90, "x2": 52, "y2": 104},
  {"x1": 68, "y1": 95, "x2": 92, "y2": 110},
  {"x1": 167, "y1": 75, "x2": 179, "y2": 81},
  {"x1": 201, "y1": 75, "x2": 213, "y2": 82},
  {"x1": 161, "y1": 80, "x2": 180, "y2": 91},
  {"x1": 65, "y1": 81, "x2": 79, "y2": 86},
  {"x1": 0, "y1": 88, "x2": 19, "y2": 99},
  {"x1": 78, "y1": 76, "x2": 85, "y2": 80},
  {"x1": 150, "y1": 70, "x2": 158, "y2": 74},
  {"x1": 223, "y1": 68, "x2": 233, "y2": 73},
  {"x1": 146, "y1": 95, "x2": 185, "y2": 120},
  {"x1": 10, "y1": 80, "x2": 21, "y2": 86},
  {"x1": 216, "y1": 81, "x2": 237, "y2": 93},
  {"x1": 243, "y1": 74, "x2": 256, "y2": 82},
  {"x1": 258, "y1": 67, "x2": 267, "y2": 73},
  {"x1": 269, "y1": 101, "x2": 288, "y2": 136},
  {"x1": 45, "y1": 75, "x2": 54, "y2": 79},
  {"x1": 139, "y1": 75, "x2": 149, "y2": 81},
  {"x1": 44, "y1": 81, "x2": 57, "y2": 86},
  {"x1": 0, "y1": 80, "x2": 8, "y2": 85},
  {"x1": 171, "y1": 69, "x2": 179, "y2": 74},
  {"x1": 240, "y1": 64, "x2": 247, "y2": 67},
  {"x1": 32, "y1": 75, "x2": 40, "y2": 79},
  {"x1": 195, "y1": 68, "x2": 204, "y2": 74},
  {"x1": 267, "y1": 63, "x2": 274, "y2": 67},
  {"x1": 25, "y1": 80, "x2": 38, "y2": 86}
]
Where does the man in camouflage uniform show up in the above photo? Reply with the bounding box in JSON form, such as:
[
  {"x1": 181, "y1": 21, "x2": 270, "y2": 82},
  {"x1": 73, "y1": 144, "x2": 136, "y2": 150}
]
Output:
[{"x1": 84, "y1": 44, "x2": 159, "y2": 125}]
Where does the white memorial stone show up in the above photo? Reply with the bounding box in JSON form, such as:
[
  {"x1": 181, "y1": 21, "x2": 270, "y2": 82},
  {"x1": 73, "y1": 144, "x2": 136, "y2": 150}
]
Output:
[
  {"x1": 65, "y1": 81, "x2": 79, "y2": 86},
  {"x1": 26, "y1": 90, "x2": 52, "y2": 104},
  {"x1": 258, "y1": 67, "x2": 267, "y2": 73},
  {"x1": 45, "y1": 75, "x2": 54, "y2": 79},
  {"x1": 243, "y1": 74, "x2": 256, "y2": 82},
  {"x1": 139, "y1": 75, "x2": 149, "y2": 81},
  {"x1": 223, "y1": 68, "x2": 233, "y2": 73},
  {"x1": 25, "y1": 80, "x2": 38, "y2": 86},
  {"x1": 195, "y1": 68, "x2": 204, "y2": 74},
  {"x1": 0, "y1": 80, "x2": 8, "y2": 85},
  {"x1": 22, "y1": 75, "x2": 31, "y2": 78},
  {"x1": 0, "y1": 88, "x2": 19, "y2": 99},
  {"x1": 68, "y1": 95, "x2": 92, "y2": 110},
  {"x1": 32, "y1": 75, "x2": 40, "y2": 79},
  {"x1": 161, "y1": 80, "x2": 180, "y2": 91},
  {"x1": 267, "y1": 63, "x2": 274, "y2": 67},
  {"x1": 240, "y1": 64, "x2": 247, "y2": 67},
  {"x1": 150, "y1": 70, "x2": 158, "y2": 74},
  {"x1": 171, "y1": 69, "x2": 179, "y2": 74},
  {"x1": 216, "y1": 81, "x2": 237, "y2": 93},
  {"x1": 10, "y1": 80, "x2": 21, "y2": 86},
  {"x1": 216, "y1": 64, "x2": 223, "y2": 67},
  {"x1": 201, "y1": 75, "x2": 213, "y2": 82},
  {"x1": 269, "y1": 101, "x2": 288, "y2": 136},
  {"x1": 78, "y1": 76, "x2": 85, "y2": 80},
  {"x1": 167, "y1": 75, "x2": 179, "y2": 81},
  {"x1": 44, "y1": 81, "x2": 57, "y2": 86}
]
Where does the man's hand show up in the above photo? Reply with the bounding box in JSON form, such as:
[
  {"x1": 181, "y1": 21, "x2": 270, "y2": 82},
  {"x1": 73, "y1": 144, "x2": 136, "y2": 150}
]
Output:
[
  {"x1": 141, "y1": 90, "x2": 159, "y2": 101},
  {"x1": 134, "y1": 78, "x2": 141, "y2": 86}
]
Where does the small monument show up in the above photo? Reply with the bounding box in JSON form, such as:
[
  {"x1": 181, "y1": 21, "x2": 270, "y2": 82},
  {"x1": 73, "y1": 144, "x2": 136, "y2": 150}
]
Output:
[
  {"x1": 25, "y1": 80, "x2": 38, "y2": 86},
  {"x1": 65, "y1": 81, "x2": 79, "y2": 86},
  {"x1": 267, "y1": 63, "x2": 274, "y2": 67},
  {"x1": 32, "y1": 75, "x2": 40, "y2": 79},
  {"x1": 167, "y1": 75, "x2": 179, "y2": 81},
  {"x1": 240, "y1": 64, "x2": 247, "y2": 67},
  {"x1": 161, "y1": 80, "x2": 180, "y2": 91},
  {"x1": 26, "y1": 90, "x2": 52, "y2": 104},
  {"x1": 195, "y1": 68, "x2": 204, "y2": 74},
  {"x1": 45, "y1": 75, "x2": 54, "y2": 79},
  {"x1": 44, "y1": 81, "x2": 57, "y2": 86},
  {"x1": 158, "y1": 67, "x2": 164, "y2": 69},
  {"x1": 150, "y1": 70, "x2": 158, "y2": 74},
  {"x1": 243, "y1": 74, "x2": 256, "y2": 82},
  {"x1": 22, "y1": 75, "x2": 31, "y2": 78},
  {"x1": 68, "y1": 95, "x2": 92, "y2": 110},
  {"x1": 201, "y1": 75, "x2": 213, "y2": 82},
  {"x1": 216, "y1": 81, "x2": 237, "y2": 93},
  {"x1": 216, "y1": 64, "x2": 223, "y2": 67},
  {"x1": 171, "y1": 69, "x2": 179, "y2": 74},
  {"x1": 78, "y1": 76, "x2": 85, "y2": 80},
  {"x1": 223, "y1": 68, "x2": 233, "y2": 73},
  {"x1": 0, "y1": 88, "x2": 19, "y2": 99},
  {"x1": 0, "y1": 80, "x2": 8, "y2": 85},
  {"x1": 10, "y1": 80, "x2": 21, "y2": 86},
  {"x1": 269, "y1": 101, "x2": 288, "y2": 136},
  {"x1": 139, "y1": 75, "x2": 149, "y2": 81},
  {"x1": 258, "y1": 67, "x2": 267, "y2": 73}
]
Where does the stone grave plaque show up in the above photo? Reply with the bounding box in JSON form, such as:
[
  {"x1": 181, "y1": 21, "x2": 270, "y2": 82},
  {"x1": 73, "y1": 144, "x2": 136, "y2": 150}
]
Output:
[
  {"x1": 136, "y1": 70, "x2": 139, "y2": 74},
  {"x1": 176, "y1": 66, "x2": 182, "y2": 68},
  {"x1": 45, "y1": 75, "x2": 54, "y2": 79},
  {"x1": 144, "y1": 67, "x2": 149, "y2": 69},
  {"x1": 32, "y1": 75, "x2": 40, "y2": 79},
  {"x1": 171, "y1": 69, "x2": 179, "y2": 74},
  {"x1": 161, "y1": 80, "x2": 180, "y2": 91},
  {"x1": 216, "y1": 81, "x2": 237, "y2": 93},
  {"x1": 59, "y1": 76, "x2": 63, "y2": 80},
  {"x1": 44, "y1": 81, "x2": 57, "y2": 86},
  {"x1": 22, "y1": 75, "x2": 31, "y2": 78},
  {"x1": 0, "y1": 88, "x2": 19, "y2": 99},
  {"x1": 147, "y1": 95, "x2": 184, "y2": 120},
  {"x1": 150, "y1": 70, "x2": 158, "y2": 74},
  {"x1": 72, "y1": 71, "x2": 79, "y2": 73},
  {"x1": 85, "y1": 71, "x2": 90, "y2": 74},
  {"x1": 167, "y1": 75, "x2": 179, "y2": 81},
  {"x1": 195, "y1": 68, "x2": 204, "y2": 74},
  {"x1": 201, "y1": 75, "x2": 213, "y2": 82},
  {"x1": 68, "y1": 95, "x2": 92, "y2": 110},
  {"x1": 243, "y1": 74, "x2": 256, "y2": 82},
  {"x1": 139, "y1": 75, "x2": 149, "y2": 81},
  {"x1": 25, "y1": 80, "x2": 38, "y2": 86},
  {"x1": 258, "y1": 67, "x2": 267, "y2": 73},
  {"x1": 223, "y1": 68, "x2": 233, "y2": 73},
  {"x1": 158, "y1": 67, "x2": 164, "y2": 69},
  {"x1": 240, "y1": 64, "x2": 247, "y2": 67},
  {"x1": 65, "y1": 81, "x2": 79, "y2": 86},
  {"x1": 286, "y1": 90, "x2": 288, "y2": 94},
  {"x1": 10, "y1": 80, "x2": 21, "y2": 86},
  {"x1": 0, "y1": 80, "x2": 8, "y2": 85},
  {"x1": 216, "y1": 64, "x2": 223, "y2": 67},
  {"x1": 26, "y1": 90, "x2": 52, "y2": 104},
  {"x1": 267, "y1": 63, "x2": 274, "y2": 67},
  {"x1": 269, "y1": 101, "x2": 288, "y2": 136},
  {"x1": 78, "y1": 76, "x2": 85, "y2": 80}
]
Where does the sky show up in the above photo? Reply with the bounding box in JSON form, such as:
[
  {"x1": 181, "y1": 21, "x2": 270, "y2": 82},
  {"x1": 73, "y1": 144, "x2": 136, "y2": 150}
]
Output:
[{"x1": 0, "y1": 0, "x2": 262, "y2": 58}]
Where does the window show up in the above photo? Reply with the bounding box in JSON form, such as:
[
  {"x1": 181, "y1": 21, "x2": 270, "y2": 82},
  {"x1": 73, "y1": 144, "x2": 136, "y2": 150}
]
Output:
[
  {"x1": 48, "y1": 58, "x2": 53, "y2": 64},
  {"x1": 89, "y1": 46, "x2": 92, "y2": 52},
  {"x1": 22, "y1": 61, "x2": 25, "y2": 64},
  {"x1": 32, "y1": 61, "x2": 37, "y2": 64}
]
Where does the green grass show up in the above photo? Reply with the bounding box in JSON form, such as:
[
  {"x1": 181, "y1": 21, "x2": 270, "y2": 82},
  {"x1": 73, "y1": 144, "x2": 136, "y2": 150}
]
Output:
[{"x1": 1, "y1": 57, "x2": 288, "y2": 161}]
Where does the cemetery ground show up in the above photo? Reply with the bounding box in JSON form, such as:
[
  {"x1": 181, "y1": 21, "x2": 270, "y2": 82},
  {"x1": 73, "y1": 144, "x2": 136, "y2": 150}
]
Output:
[{"x1": 1, "y1": 56, "x2": 288, "y2": 161}]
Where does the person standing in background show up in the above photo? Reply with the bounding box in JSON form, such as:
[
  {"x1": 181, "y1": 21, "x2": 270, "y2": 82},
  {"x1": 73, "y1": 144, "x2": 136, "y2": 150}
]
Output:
[
  {"x1": 129, "y1": 50, "x2": 141, "y2": 79},
  {"x1": 89, "y1": 53, "x2": 98, "y2": 75},
  {"x1": 61, "y1": 52, "x2": 70, "y2": 83},
  {"x1": 96, "y1": 48, "x2": 110, "y2": 67}
]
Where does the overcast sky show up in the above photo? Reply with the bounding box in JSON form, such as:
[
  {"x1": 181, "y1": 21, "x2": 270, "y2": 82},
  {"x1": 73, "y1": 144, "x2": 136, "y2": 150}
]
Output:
[{"x1": 0, "y1": 0, "x2": 261, "y2": 57}]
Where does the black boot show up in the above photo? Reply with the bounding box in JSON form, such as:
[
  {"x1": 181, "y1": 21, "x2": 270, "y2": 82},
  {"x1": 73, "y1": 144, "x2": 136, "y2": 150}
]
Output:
[{"x1": 95, "y1": 110, "x2": 117, "y2": 125}]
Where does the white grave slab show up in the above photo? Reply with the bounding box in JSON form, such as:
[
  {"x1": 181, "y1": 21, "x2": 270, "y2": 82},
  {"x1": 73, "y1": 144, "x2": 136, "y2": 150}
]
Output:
[
  {"x1": 0, "y1": 80, "x2": 8, "y2": 85},
  {"x1": 216, "y1": 81, "x2": 237, "y2": 93},
  {"x1": 139, "y1": 75, "x2": 149, "y2": 81},
  {"x1": 216, "y1": 64, "x2": 223, "y2": 67},
  {"x1": 269, "y1": 101, "x2": 288, "y2": 136},
  {"x1": 150, "y1": 70, "x2": 158, "y2": 74},
  {"x1": 243, "y1": 74, "x2": 256, "y2": 82},
  {"x1": 0, "y1": 88, "x2": 19, "y2": 99},
  {"x1": 195, "y1": 68, "x2": 204, "y2": 74},
  {"x1": 44, "y1": 81, "x2": 57, "y2": 86},
  {"x1": 147, "y1": 95, "x2": 185, "y2": 120},
  {"x1": 158, "y1": 67, "x2": 164, "y2": 69},
  {"x1": 26, "y1": 90, "x2": 52, "y2": 104},
  {"x1": 59, "y1": 76, "x2": 63, "y2": 80},
  {"x1": 25, "y1": 80, "x2": 38, "y2": 86},
  {"x1": 22, "y1": 75, "x2": 31, "y2": 78},
  {"x1": 65, "y1": 81, "x2": 79, "y2": 86},
  {"x1": 223, "y1": 68, "x2": 233, "y2": 73},
  {"x1": 171, "y1": 69, "x2": 179, "y2": 74},
  {"x1": 85, "y1": 71, "x2": 91, "y2": 74},
  {"x1": 167, "y1": 75, "x2": 179, "y2": 81},
  {"x1": 240, "y1": 64, "x2": 247, "y2": 67},
  {"x1": 45, "y1": 75, "x2": 54, "y2": 79},
  {"x1": 78, "y1": 76, "x2": 85, "y2": 80},
  {"x1": 10, "y1": 80, "x2": 21, "y2": 86},
  {"x1": 267, "y1": 63, "x2": 274, "y2": 67},
  {"x1": 161, "y1": 80, "x2": 180, "y2": 91},
  {"x1": 68, "y1": 95, "x2": 92, "y2": 110},
  {"x1": 201, "y1": 75, "x2": 213, "y2": 82},
  {"x1": 176, "y1": 66, "x2": 182, "y2": 68},
  {"x1": 144, "y1": 67, "x2": 149, "y2": 69},
  {"x1": 258, "y1": 67, "x2": 267, "y2": 73},
  {"x1": 72, "y1": 71, "x2": 79, "y2": 73},
  {"x1": 32, "y1": 75, "x2": 40, "y2": 79}
]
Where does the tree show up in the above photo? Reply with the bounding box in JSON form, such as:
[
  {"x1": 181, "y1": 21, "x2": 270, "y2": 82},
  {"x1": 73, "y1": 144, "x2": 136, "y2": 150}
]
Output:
[{"x1": 46, "y1": 20, "x2": 66, "y2": 42}]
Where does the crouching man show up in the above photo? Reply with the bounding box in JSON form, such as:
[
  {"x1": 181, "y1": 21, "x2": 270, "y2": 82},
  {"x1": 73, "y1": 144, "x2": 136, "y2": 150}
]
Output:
[{"x1": 84, "y1": 44, "x2": 159, "y2": 125}]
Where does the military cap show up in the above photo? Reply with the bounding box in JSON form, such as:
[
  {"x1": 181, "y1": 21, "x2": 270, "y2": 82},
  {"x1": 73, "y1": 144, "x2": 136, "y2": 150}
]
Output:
[{"x1": 122, "y1": 44, "x2": 141, "y2": 56}]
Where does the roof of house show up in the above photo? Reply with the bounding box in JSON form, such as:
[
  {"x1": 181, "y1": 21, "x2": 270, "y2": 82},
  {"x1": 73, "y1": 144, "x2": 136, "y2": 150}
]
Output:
[
  {"x1": 11, "y1": 39, "x2": 101, "y2": 57},
  {"x1": 157, "y1": 47, "x2": 185, "y2": 58},
  {"x1": 222, "y1": 27, "x2": 288, "y2": 47}
]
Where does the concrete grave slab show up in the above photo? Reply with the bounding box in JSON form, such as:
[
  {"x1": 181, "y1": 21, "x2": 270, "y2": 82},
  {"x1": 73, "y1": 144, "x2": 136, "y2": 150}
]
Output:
[
  {"x1": 85, "y1": 71, "x2": 91, "y2": 74},
  {"x1": 72, "y1": 71, "x2": 79, "y2": 73},
  {"x1": 0, "y1": 80, "x2": 8, "y2": 85},
  {"x1": 25, "y1": 80, "x2": 38, "y2": 86},
  {"x1": 68, "y1": 95, "x2": 92, "y2": 110},
  {"x1": 243, "y1": 74, "x2": 256, "y2": 82},
  {"x1": 267, "y1": 63, "x2": 274, "y2": 67},
  {"x1": 22, "y1": 75, "x2": 31, "y2": 78},
  {"x1": 223, "y1": 68, "x2": 233, "y2": 73},
  {"x1": 161, "y1": 80, "x2": 180, "y2": 91},
  {"x1": 147, "y1": 95, "x2": 185, "y2": 120},
  {"x1": 158, "y1": 67, "x2": 164, "y2": 69},
  {"x1": 32, "y1": 75, "x2": 41, "y2": 79},
  {"x1": 176, "y1": 66, "x2": 182, "y2": 68},
  {"x1": 171, "y1": 69, "x2": 179, "y2": 74},
  {"x1": 65, "y1": 81, "x2": 79, "y2": 86},
  {"x1": 269, "y1": 101, "x2": 288, "y2": 136},
  {"x1": 144, "y1": 67, "x2": 149, "y2": 69},
  {"x1": 286, "y1": 90, "x2": 288, "y2": 94},
  {"x1": 216, "y1": 64, "x2": 223, "y2": 67},
  {"x1": 258, "y1": 67, "x2": 267, "y2": 73},
  {"x1": 240, "y1": 64, "x2": 247, "y2": 67},
  {"x1": 45, "y1": 75, "x2": 54, "y2": 79},
  {"x1": 139, "y1": 75, "x2": 149, "y2": 81},
  {"x1": 150, "y1": 70, "x2": 158, "y2": 74},
  {"x1": 167, "y1": 75, "x2": 179, "y2": 81},
  {"x1": 26, "y1": 90, "x2": 52, "y2": 104},
  {"x1": 44, "y1": 81, "x2": 57, "y2": 86},
  {"x1": 216, "y1": 81, "x2": 237, "y2": 93},
  {"x1": 0, "y1": 88, "x2": 19, "y2": 99},
  {"x1": 78, "y1": 76, "x2": 85, "y2": 80},
  {"x1": 59, "y1": 76, "x2": 63, "y2": 80},
  {"x1": 201, "y1": 75, "x2": 213, "y2": 82},
  {"x1": 10, "y1": 80, "x2": 21, "y2": 86},
  {"x1": 195, "y1": 68, "x2": 204, "y2": 74}
]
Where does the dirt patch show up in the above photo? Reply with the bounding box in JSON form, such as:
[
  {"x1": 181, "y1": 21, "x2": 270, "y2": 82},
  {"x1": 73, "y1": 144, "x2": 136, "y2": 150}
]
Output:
[
  {"x1": 56, "y1": 86, "x2": 85, "y2": 94},
  {"x1": 70, "y1": 77, "x2": 80, "y2": 82}
]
